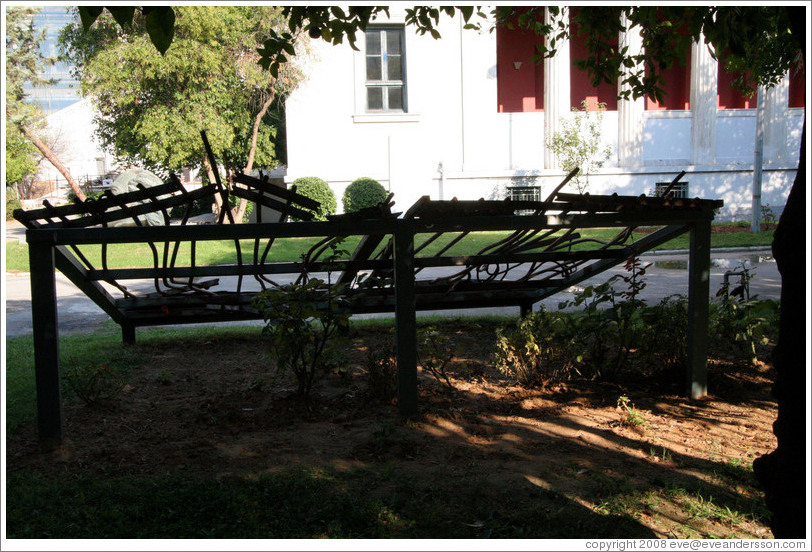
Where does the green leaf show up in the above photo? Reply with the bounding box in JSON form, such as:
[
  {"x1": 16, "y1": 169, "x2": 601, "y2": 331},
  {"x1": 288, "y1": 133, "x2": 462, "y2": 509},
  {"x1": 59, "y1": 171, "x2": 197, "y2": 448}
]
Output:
[
  {"x1": 107, "y1": 6, "x2": 136, "y2": 28},
  {"x1": 78, "y1": 6, "x2": 104, "y2": 31},
  {"x1": 143, "y1": 7, "x2": 176, "y2": 55}
]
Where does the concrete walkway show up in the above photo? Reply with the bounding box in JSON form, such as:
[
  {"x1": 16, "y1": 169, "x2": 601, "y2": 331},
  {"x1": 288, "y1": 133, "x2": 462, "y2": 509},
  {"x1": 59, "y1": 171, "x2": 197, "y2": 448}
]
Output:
[{"x1": 3, "y1": 220, "x2": 780, "y2": 339}]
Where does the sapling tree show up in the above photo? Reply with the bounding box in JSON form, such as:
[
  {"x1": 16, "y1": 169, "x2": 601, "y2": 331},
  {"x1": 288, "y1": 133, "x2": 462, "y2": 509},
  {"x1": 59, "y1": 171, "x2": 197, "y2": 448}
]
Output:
[{"x1": 545, "y1": 100, "x2": 612, "y2": 194}]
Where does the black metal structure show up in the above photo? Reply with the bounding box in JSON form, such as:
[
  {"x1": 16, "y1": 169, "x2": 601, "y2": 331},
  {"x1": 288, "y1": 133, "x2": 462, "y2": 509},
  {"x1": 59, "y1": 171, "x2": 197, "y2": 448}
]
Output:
[{"x1": 15, "y1": 151, "x2": 722, "y2": 446}]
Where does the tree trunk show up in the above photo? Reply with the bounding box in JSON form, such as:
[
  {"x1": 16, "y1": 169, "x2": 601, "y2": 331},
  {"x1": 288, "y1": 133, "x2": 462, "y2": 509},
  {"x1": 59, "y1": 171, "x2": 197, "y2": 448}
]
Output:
[
  {"x1": 752, "y1": 6, "x2": 806, "y2": 538},
  {"x1": 754, "y1": 119, "x2": 807, "y2": 539},
  {"x1": 203, "y1": 156, "x2": 223, "y2": 220},
  {"x1": 21, "y1": 124, "x2": 86, "y2": 202},
  {"x1": 245, "y1": 89, "x2": 276, "y2": 174},
  {"x1": 234, "y1": 89, "x2": 278, "y2": 224},
  {"x1": 227, "y1": 167, "x2": 249, "y2": 223}
]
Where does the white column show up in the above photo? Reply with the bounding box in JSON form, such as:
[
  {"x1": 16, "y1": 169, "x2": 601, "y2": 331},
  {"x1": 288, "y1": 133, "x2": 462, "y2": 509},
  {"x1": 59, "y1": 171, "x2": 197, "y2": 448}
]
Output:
[
  {"x1": 690, "y1": 36, "x2": 717, "y2": 165},
  {"x1": 543, "y1": 7, "x2": 570, "y2": 169},
  {"x1": 617, "y1": 14, "x2": 645, "y2": 167},
  {"x1": 762, "y1": 77, "x2": 789, "y2": 164}
]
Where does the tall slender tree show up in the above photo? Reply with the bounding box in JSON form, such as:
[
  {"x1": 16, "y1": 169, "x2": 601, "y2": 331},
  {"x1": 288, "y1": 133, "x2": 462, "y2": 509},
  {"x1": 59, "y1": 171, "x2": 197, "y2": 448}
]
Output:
[{"x1": 6, "y1": 6, "x2": 85, "y2": 201}]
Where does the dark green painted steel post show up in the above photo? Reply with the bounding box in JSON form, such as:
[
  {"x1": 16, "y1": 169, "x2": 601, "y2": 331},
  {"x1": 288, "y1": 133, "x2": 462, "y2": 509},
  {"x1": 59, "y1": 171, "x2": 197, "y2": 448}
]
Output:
[
  {"x1": 394, "y1": 224, "x2": 418, "y2": 417},
  {"x1": 686, "y1": 219, "x2": 712, "y2": 399},
  {"x1": 29, "y1": 239, "x2": 63, "y2": 446},
  {"x1": 122, "y1": 324, "x2": 136, "y2": 344}
]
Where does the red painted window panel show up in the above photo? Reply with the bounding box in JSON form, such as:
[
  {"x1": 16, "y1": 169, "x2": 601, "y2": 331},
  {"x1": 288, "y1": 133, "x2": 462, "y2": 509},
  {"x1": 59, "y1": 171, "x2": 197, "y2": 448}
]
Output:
[
  {"x1": 645, "y1": 50, "x2": 691, "y2": 111},
  {"x1": 568, "y1": 15, "x2": 618, "y2": 111},
  {"x1": 496, "y1": 23, "x2": 544, "y2": 113},
  {"x1": 717, "y1": 65, "x2": 758, "y2": 109},
  {"x1": 788, "y1": 65, "x2": 805, "y2": 108}
]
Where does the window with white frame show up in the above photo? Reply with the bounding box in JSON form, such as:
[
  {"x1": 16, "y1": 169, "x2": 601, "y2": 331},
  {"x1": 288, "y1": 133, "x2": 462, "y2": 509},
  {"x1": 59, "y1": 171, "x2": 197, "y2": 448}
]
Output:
[{"x1": 365, "y1": 27, "x2": 406, "y2": 112}]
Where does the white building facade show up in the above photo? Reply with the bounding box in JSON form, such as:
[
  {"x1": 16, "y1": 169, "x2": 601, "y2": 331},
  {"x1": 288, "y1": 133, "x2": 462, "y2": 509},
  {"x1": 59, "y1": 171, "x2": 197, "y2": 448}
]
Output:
[
  {"x1": 33, "y1": 98, "x2": 119, "y2": 193},
  {"x1": 284, "y1": 8, "x2": 804, "y2": 220}
]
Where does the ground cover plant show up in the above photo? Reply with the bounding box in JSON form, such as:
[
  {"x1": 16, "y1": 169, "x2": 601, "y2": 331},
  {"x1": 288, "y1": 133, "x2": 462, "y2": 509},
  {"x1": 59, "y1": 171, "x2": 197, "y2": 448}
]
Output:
[{"x1": 6, "y1": 282, "x2": 779, "y2": 539}]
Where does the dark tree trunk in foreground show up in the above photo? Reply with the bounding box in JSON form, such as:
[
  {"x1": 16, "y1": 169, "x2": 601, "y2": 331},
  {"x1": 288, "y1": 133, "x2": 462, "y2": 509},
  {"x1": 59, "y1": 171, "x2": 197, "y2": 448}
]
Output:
[
  {"x1": 754, "y1": 121, "x2": 807, "y2": 538},
  {"x1": 752, "y1": 7, "x2": 807, "y2": 539}
]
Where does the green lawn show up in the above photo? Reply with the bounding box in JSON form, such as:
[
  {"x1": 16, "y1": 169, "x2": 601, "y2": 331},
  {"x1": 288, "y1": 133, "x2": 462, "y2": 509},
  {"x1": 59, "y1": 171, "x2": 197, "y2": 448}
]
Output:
[{"x1": 4, "y1": 225, "x2": 774, "y2": 273}]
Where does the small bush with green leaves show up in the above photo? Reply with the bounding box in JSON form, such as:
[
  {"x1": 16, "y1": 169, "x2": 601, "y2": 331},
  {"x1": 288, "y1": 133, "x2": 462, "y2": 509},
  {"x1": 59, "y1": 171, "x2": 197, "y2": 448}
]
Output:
[
  {"x1": 494, "y1": 308, "x2": 576, "y2": 388},
  {"x1": 639, "y1": 294, "x2": 688, "y2": 377},
  {"x1": 617, "y1": 395, "x2": 649, "y2": 429},
  {"x1": 6, "y1": 198, "x2": 22, "y2": 221},
  {"x1": 418, "y1": 326, "x2": 456, "y2": 390},
  {"x1": 710, "y1": 264, "x2": 779, "y2": 362},
  {"x1": 342, "y1": 177, "x2": 387, "y2": 213},
  {"x1": 365, "y1": 344, "x2": 398, "y2": 402},
  {"x1": 760, "y1": 204, "x2": 777, "y2": 226},
  {"x1": 545, "y1": 99, "x2": 612, "y2": 194},
  {"x1": 252, "y1": 239, "x2": 350, "y2": 395},
  {"x1": 558, "y1": 257, "x2": 650, "y2": 380},
  {"x1": 290, "y1": 176, "x2": 336, "y2": 221},
  {"x1": 62, "y1": 362, "x2": 128, "y2": 406}
]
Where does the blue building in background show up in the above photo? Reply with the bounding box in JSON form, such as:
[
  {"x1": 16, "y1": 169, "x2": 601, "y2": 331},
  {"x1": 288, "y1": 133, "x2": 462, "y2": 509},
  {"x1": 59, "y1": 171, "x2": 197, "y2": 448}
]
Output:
[{"x1": 23, "y1": 5, "x2": 81, "y2": 114}]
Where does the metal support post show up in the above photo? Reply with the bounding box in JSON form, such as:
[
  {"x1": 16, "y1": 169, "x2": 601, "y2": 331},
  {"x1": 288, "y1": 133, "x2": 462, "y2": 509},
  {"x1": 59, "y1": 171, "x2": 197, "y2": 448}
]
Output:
[
  {"x1": 122, "y1": 324, "x2": 136, "y2": 344},
  {"x1": 394, "y1": 224, "x2": 418, "y2": 417},
  {"x1": 29, "y1": 239, "x2": 63, "y2": 446},
  {"x1": 686, "y1": 219, "x2": 711, "y2": 399}
]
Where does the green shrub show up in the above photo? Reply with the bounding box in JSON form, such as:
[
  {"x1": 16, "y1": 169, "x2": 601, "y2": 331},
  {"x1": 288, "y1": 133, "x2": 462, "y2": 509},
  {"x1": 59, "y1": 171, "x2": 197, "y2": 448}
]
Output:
[
  {"x1": 68, "y1": 190, "x2": 105, "y2": 204},
  {"x1": 639, "y1": 294, "x2": 688, "y2": 378},
  {"x1": 558, "y1": 258, "x2": 650, "y2": 380},
  {"x1": 252, "y1": 238, "x2": 350, "y2": 395},
  {"x1": 495, "y1": 308, "x2": 576, "y2": 388},
  {"x1": 418, "y1": 326, "x2": 455, "y2": 390},
  {"x1": 710, "y1": 264, "x2": 779, "y2": 362},
  {"x1": 291, "y1": 177, "x2": 336, "y2": 221},
  {"x1": 6, "y1": 199, "x2": 22, "y2": 221},
  {"x1": 62, "y1": 362, "x2": 127, "y2": 406},
  {"x1": 365, "y1": 344, "x2": 398, "y2": 402},
  {"x1": 342, "y1": 177, "x2": 387, "y2": 213}
]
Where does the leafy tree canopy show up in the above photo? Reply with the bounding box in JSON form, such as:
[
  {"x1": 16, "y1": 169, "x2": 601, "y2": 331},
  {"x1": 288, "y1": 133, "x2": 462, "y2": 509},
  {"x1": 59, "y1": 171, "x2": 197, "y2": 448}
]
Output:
[
  {"x1": 61, "y1": 6, "x2": 302, "y2": 173},
  {"x1": 5, "y1": 130, "x2": 40, "y2": 186},
  {"x1": 5, "y1": 6, "x2": 52, "y2": 127},
  {"x1": 5, "y1": 6, "x2": 56, "y2": 188},
  {"x1": 79, "y1": 5, "x2": 803, "y2": 105}
]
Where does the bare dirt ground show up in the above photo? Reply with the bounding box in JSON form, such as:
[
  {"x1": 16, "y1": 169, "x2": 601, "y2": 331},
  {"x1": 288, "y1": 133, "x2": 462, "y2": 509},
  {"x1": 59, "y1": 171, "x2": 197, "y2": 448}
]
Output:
[{"x1": 7, "y1": 321, "x2": 778, "y2": 539}]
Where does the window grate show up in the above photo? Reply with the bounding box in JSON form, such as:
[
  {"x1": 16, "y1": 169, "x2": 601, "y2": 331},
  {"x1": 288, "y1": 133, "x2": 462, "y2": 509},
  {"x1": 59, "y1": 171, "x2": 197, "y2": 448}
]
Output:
[
  {"x1": 654, "y1": 182, "x2": 689, "y2": 199},
  {"x1": 507, "y1": 186, "x2": 541, "y2": 215}
]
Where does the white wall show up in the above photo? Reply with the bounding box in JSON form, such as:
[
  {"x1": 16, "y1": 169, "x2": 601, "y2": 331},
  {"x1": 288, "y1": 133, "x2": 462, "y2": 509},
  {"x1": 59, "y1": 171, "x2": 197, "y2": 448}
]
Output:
[
  {"x1": 285, "y1": 11, "x2": 802, "y2": 220},
  {"x1": 36, "y1": 98, "x2": 117, "y2": 187}
]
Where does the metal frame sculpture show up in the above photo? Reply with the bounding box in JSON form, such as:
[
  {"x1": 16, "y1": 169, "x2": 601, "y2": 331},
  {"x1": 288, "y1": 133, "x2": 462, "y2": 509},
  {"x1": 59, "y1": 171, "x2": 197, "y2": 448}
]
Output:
[{"x1": 15, "y1": 135, "x2": 722, "y2": 445}]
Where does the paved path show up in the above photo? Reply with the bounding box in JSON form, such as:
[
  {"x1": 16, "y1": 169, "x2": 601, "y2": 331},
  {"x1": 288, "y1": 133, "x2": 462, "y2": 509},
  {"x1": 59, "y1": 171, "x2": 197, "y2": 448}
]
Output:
[{"x1": 3, "y1": 220, "x2": 780, "y2": 339}]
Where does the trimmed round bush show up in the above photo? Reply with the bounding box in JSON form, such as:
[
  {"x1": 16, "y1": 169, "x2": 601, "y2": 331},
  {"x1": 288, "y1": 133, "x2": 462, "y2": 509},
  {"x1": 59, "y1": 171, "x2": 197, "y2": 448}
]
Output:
[
  {"x1": 291, "y1": 176, "x2": 336, "y2": 221},
  {"x1": 342, "y1": 177, "x2": 387, "y2": 213},
  {"x1": 6, "y1": 199, "x2": 22, "y2": 221}
]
